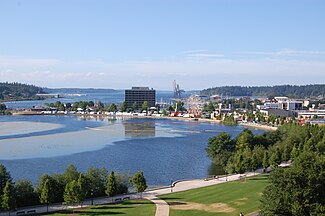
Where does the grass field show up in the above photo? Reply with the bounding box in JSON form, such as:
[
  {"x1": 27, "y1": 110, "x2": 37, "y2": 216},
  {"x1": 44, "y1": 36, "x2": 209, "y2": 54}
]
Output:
[
  {"x1": 159, "y1": 174, "x2": 269, "y2": 216},
  {"x1": 45, "y1": 199, "x2": 156, "y2": 216}
]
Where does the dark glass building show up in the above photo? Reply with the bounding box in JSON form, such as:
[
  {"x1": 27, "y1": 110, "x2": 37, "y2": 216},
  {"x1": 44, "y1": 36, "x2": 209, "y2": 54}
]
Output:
[{"x1": 125, "y1": 87, "x2": 156, "y2": 109}]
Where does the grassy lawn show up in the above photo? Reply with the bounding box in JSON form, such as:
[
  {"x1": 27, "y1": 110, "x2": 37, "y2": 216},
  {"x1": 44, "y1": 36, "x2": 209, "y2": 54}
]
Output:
[
  {"x1": 159, "y1": 174, "x2": 269, "y2": 216},
  {"x1": 45, "y1": 199, "x2": 156, "y2": 216}
]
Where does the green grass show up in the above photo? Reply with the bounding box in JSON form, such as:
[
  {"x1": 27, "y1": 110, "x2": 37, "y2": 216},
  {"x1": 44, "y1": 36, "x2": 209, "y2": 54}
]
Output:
[
  {"x1": 46, "y1": 199, "x2": 156, "y2": 216},
  {"x1": 159, "y1": 174, "x2": 269, "y2": 216}
]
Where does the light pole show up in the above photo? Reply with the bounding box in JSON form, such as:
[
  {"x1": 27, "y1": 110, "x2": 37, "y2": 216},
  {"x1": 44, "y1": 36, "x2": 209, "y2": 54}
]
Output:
[
  {"x1": 170, "y1": 179, "x2": 173, "y2": 192},
  {"x1": 225, "y1": 169, "x2": 228, "y2": 181},
  {"x1": 91, "y1": 189, "x2": 94, "y2": 205}
]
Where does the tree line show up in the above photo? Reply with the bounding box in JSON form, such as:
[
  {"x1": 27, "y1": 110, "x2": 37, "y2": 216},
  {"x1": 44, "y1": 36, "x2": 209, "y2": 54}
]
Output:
[
  {"x1": 206, "y1": 123, "x2": 325, "y2": 215},
  {"x1": 0, "y1": 82, "x2": 46, "y2": 101},
  {"x1": 0, "y1": 164, "x2": 147, "y2": 213},
  {"x1": 201, "y1": 84, "x2": 325, "y2": 98}
]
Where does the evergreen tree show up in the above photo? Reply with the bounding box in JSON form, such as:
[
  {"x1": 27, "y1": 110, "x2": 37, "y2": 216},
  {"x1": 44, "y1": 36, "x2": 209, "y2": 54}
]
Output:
[
  {"x1": 0, "y1": 164, "x2": 12, "y2": 200},
  {"x1": 40, "y1": 179, "x2": 54, "y2": 213},
  {"x1": 77, "y1": 173, "x2": 87, "y2": 205},
  {"x1": 262, "y1": 151, "x2": 269, "y2": 171},
  {"x1": 1, "y1": 181, "x2": 16, "y2": 214},
  {"x1": 132, "y1": 102, "x2": 138, "y2": 111},
  {"x1": 63, "y1": 180, "x2": 81, "y2": 210},
  {"x1": 119, "y1": 101, "x2": 127, "y2": 112},
  {"x1": 63, "y1": 164, "x2": 79, "y2": 185},
  {"x1": 106, "y1": 172, "x2": 117, "y2": 201},
  {"x1": 270, "y1": 147, "x2": 281, "y2": 168}
]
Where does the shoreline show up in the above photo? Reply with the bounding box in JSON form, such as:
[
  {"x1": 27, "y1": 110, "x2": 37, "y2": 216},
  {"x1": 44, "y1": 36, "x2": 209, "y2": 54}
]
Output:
[{"x1": 11, "y1": 111, "x2": 277, "y2": 131}]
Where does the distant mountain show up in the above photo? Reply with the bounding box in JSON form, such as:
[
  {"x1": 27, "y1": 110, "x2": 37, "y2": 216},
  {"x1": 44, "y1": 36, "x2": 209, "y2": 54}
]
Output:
[
  {"x1": 200, "y1": 84, "x2": 325, "y2": 98},
  {"x1": 44, "y1": 88, "x2": 117, "y2": 94},
  {"x1": 0, "y1": 82, "x2": 46, "y2": 101}
]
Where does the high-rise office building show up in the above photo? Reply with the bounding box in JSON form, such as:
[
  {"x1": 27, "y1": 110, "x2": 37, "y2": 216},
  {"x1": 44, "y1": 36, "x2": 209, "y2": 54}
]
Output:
[{"x1": 125, "y1": 87, "x2": 156, "y2": 109}]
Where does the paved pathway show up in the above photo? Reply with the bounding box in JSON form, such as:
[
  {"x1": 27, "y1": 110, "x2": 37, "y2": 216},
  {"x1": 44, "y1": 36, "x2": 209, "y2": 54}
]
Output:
[{"x1": 1, "y1": 162, "x2": 292, "y2": 216}]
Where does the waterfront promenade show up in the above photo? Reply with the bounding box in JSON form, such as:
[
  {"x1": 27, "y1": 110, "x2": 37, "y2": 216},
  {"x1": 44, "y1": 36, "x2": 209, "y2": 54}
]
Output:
[{"x1": 0, "y1": 166, "x2": 274, "y2": 216}]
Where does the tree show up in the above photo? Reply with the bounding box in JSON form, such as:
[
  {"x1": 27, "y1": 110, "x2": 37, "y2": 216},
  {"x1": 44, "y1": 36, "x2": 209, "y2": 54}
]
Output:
[
  {"x1": 132, "y1": 102, "x2": 138, "y2": 111},
  {"x1": 1, "y1": 181, "x2": 16, "y2": 215},
  {"x1": 250, "y1": 153, "x2": 259, "y2": 175},
  {"x1": 236, "y1": 129, "x2": 254, "y2": 151},
  {"x1": 86, "y1": 167, "x2": 107, "y2": 197},
  {"x1": 260, "y1": 151, "x2": 325, "y2": 215},
  {"x1": 269, "y1": 147, "x2": 281, "y2": 168},
  {"x1": 206, "y1": 132, "x2": 235, "y2": 160},
  {"x1": 262, "y1": 151, "x2": 269, "y2": 171},
  {"x1": 0, "y1": 164, "x2": 12, "y2": 203},
  {"x1": 40, "y1": 178, "x2": 55, "y2": 213},
  {"x1": 108, "y1": 103, "x2": 118, "y2": 112},
  {"x1": 120, "y1": 101, "x2": 127, "y2": 112},
  {"x1": 130, "y1": 171, "x2": 147, "y2": 197},
  {"x1": 141, "y1": 101, "x2": 149, "y2": 112},
  {"x1": 15, "y1": 179, "x2": 38, "y2": 207},
  {"x1": 106, "y1": 172, "x2": 117, "y2": 201},
  {"x1": 63, "y1": 164, "x2": 79, "y2": 185},
  {"x1": 235, "y1": 153, "x2": 246, "y2": 176},
  {"x1": 77, "y1": 173, "x2": 87, "y2": 205},
  {"x1": 63, "y1": 180, "x2": 81, "y2": 210}
]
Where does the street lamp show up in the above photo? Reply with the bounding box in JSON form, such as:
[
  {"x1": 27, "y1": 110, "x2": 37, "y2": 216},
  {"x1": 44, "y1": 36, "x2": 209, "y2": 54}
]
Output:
[
  {"x1": 91, "y1": 189, "x2": 94, "y2": 205},
  {"x1": 225, "y1": 169, "x2": 228, "y2": 181}
]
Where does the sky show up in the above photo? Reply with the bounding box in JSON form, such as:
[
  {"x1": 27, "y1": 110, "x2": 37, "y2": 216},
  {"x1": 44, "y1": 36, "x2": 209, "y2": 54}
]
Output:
[{"x1": 0, "y1": 0, "x2": 324, "y2": 90}]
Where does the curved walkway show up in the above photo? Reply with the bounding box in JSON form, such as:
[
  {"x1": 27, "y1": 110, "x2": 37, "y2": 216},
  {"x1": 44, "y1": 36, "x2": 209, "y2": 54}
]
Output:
[
  {"x1": 145, "y1": 196, "x2": 169, "y2": 216},
  {"x1": 0, "y1": 162, "x2": 292, "y2": 216}
]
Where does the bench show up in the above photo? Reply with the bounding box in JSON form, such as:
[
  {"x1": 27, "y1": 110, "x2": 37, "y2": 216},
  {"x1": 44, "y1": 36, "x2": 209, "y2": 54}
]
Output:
[
  {"x1": 115, "y1": 198, "x2": 122, "y2": 203},
  {"x1": 16, "y1": 211, "x2": 25, "y2": 216},
  {"x1": 27, "y1": 210, "x2": 36, "y2": 215}
]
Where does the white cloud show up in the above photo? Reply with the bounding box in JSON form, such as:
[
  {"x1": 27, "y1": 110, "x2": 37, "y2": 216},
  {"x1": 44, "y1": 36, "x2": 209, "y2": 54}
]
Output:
[
  {"x1": 242, "y1": 49, "x2": 325, "y2": 57},
  {"x1": 0, "y1": 56, "x2": 62, "y2": 67},
  {"x1": 0, "y1": 52, "x2": 324, "y2": 90}
]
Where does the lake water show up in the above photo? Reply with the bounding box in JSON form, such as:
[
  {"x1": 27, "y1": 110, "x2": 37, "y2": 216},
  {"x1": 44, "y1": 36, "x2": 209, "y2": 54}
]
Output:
[{"x1": 0, "y1": 115, "x2": 261, "y2": 186}]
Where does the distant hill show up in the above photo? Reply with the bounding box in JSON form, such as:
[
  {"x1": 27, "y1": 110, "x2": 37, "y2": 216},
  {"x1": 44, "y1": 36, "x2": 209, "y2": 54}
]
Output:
[
  {"x1": 44, "y1": 88, "x2": 117, "y2": 94},
  {"x1": 200, "y1": 84, "x2": 325, "y2": 98},
  {"x1": 0, "y1": 82, "x2": 46, "y2": 101}
]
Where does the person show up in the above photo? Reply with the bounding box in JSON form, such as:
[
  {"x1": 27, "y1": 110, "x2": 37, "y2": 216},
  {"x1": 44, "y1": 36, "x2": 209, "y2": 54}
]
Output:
[{"x1": 240, "y1": 212, "x2": 244, "y2": 216}]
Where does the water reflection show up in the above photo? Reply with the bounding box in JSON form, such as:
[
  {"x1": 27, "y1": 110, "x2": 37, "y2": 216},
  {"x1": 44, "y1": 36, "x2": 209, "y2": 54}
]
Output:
[{"x1": 123, "y1": 121, "x2": 156, "y2": 138}]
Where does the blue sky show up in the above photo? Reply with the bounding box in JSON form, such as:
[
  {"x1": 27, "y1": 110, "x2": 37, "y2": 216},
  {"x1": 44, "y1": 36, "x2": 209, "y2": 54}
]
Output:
[{"x1": 0, "y1": 0, "x2": 324, "y2": 90}]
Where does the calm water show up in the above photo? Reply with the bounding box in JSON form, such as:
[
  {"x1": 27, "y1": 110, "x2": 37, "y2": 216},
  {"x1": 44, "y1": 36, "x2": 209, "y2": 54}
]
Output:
[{"x1": 0, "y1": 115, "x2": 263, "y2": 186}]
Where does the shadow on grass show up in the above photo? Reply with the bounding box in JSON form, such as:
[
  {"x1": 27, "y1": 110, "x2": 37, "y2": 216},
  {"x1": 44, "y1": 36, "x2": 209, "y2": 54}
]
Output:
[
  {"x1": 159, "y1": 197, "x2": 182, "y2": 200},
  {"x1": 167, "y1": 201, "x2": 187, "y2": 206},
  {"x1": 91, "y1": 206, "x2": 133, "y2": 210},
  {"x1": 248, "y1": 176, "x2": 269, "y2": 181}
]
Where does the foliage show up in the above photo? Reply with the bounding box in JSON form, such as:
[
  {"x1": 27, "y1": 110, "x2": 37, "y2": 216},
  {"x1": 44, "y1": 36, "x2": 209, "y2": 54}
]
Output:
[
  {"x1": 1, "y1": 181, "x2": 16, "y2": 212},
  {"x1": 260, "y1": 151, "x2": 325, "y2": 215},
  {"x1": 141, "y1": 101, "x2": 149, "y2": 112},
  {"x1": 108, "y1": 103, "x2": 118, "y2": 112},
  {"x1": 63, "y1": 180, "x2": 81, "y2": 205},
  {"x1": 120, "y1": 101, "x2": 127, "y2": 112},
  {"x1": 106, "y1": 172, "x2": 117, "y2": 197},
  {"x1": 85, "y1": 167, "x2": 108, "y2": 197},
  {"x1": 201, "y1": 84, "x2": 325, "y2": 98},
  {"x1": 130, "y1": 171, "x2": 147, "y2": 193},
  {"x1": 132, "y1": 102, "x2": 138, "y2": 111},
  {"x1": 0, "y1": 164, "x2": 12, "y2": 200},
  {"x1": 0, "y1": 82, "x2": 46, "y2": 101},
  {"x1": 15, "y1": 179, "x2": 39, "y2": 207}
]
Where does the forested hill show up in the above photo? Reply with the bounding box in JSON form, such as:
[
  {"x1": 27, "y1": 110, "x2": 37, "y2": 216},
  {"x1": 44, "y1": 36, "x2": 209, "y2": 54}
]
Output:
[
  {"x1": 44, "y1": 88, "x2": 116, "y2": 94},
  {"x1": 0, "y1": 82, "x2": 46, "y2": 101},
  {"x1": 201, "y1": 84, "x2": 325, "y2": 98}
]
